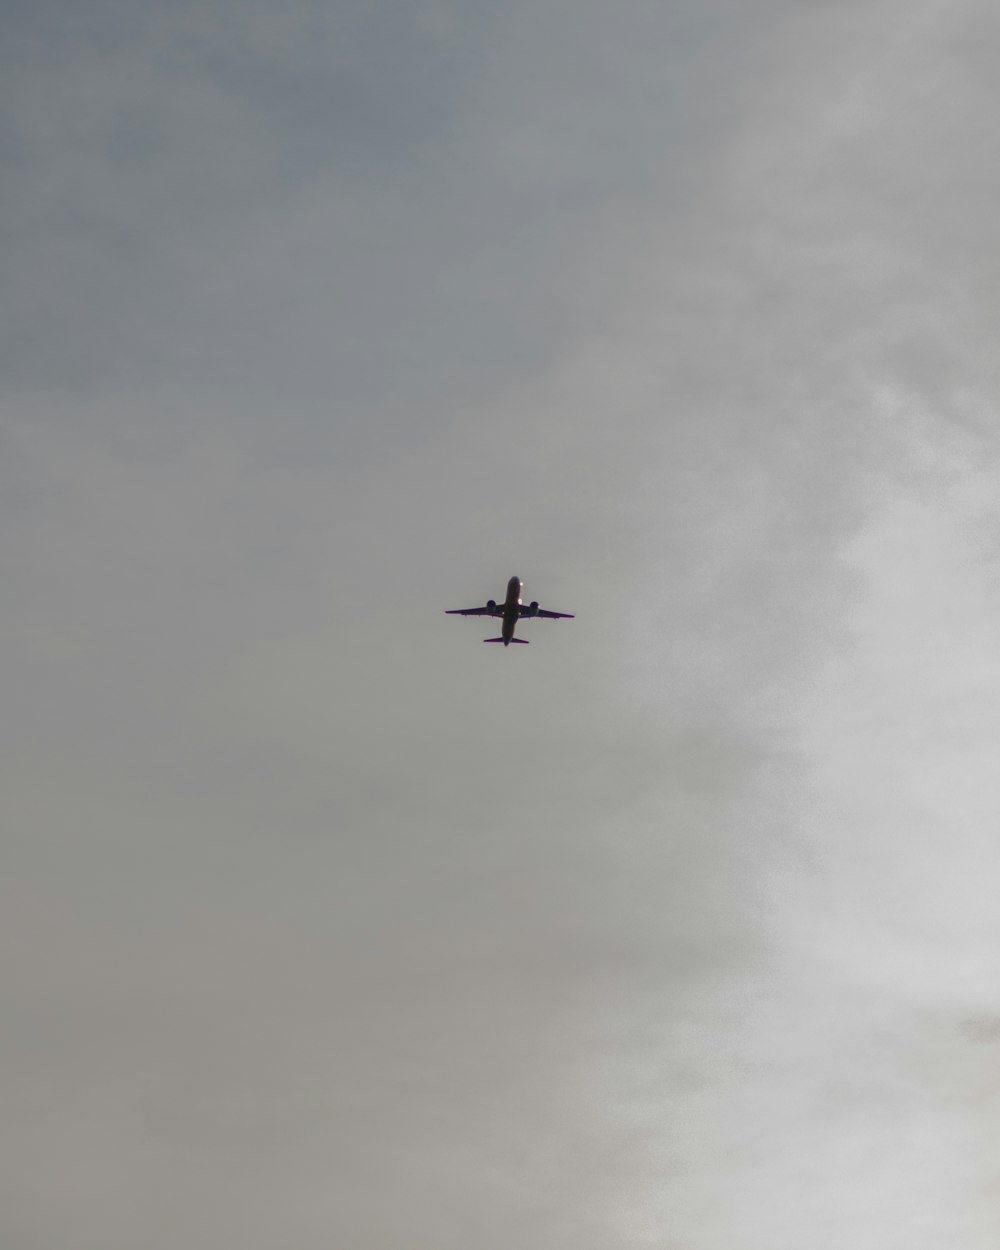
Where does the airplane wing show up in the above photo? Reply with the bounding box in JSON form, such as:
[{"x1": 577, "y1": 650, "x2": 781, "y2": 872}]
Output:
[
  {"x1": 518, "y1": 604, "x2": 574, "y2": 619},
  {"x1": 445, "y1": 605, "x2": 502, "y2": 617}
]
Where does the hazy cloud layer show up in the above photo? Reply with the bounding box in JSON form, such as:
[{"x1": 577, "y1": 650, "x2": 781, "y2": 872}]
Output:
[{"x1": 3, "y1": 2, "x2": 1000, "y2": 1247}]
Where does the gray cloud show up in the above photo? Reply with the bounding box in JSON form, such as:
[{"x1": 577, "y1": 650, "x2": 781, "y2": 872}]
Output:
[{"x1": 4, "y1": 1, "x2": 1000, "y2": 1247}]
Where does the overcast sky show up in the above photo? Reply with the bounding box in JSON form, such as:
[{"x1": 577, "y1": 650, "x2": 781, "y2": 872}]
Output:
[{"x1": 4, "y1": 2, "x2": 1000, "y2": 1247}]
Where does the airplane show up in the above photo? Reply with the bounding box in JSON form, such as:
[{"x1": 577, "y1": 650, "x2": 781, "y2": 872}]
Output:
[{"x1": 446, "y1": 576, "x2": 574, "y2": 646}]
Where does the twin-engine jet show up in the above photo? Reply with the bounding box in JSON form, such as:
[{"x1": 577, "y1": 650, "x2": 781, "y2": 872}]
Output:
[{"x1": 446, "y1": 576, "x2": 574, "y2": 646}]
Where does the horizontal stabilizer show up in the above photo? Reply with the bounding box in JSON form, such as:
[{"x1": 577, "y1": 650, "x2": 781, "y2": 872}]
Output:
[
  {"x1": 483, "y1": 637, "x2": 504, "y2": 643},
  {"x1": 482, "y1": 637, "x2": 530, "y2": 644}
]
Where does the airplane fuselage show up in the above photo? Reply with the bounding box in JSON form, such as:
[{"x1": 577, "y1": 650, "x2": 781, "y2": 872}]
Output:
[{"x1": 500, "y1": 575, "x2": 522, "y2": 645}]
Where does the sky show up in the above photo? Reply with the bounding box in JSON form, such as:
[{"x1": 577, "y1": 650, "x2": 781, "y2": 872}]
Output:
[{"x1": 3, "y1": 1, "x2": 1000, "y2": 1246}]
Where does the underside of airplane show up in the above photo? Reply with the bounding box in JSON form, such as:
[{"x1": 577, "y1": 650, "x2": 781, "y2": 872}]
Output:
[{"x1": 446, "y1": 576, "x2": 574, "y2": 646}]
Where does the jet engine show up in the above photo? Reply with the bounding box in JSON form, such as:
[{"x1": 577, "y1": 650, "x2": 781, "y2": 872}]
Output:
[
  {"x1": 486, "y1": 599, "x2": 497, "y2": 614},
  {"x1": 528, "y1": 600, "x2": 539, "y2": 616}
]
